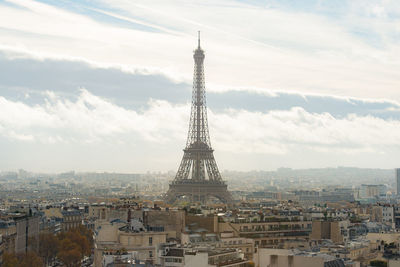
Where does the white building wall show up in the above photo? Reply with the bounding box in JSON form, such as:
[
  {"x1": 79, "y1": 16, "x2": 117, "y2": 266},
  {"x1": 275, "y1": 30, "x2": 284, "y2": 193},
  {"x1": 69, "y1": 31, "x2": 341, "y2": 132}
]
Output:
[
  {"x1": 254, "y1": 248, "x2": 325, "y2": 267},
  {"x1": 184, "y1": 252, "x2": 212, "y2": 267}
]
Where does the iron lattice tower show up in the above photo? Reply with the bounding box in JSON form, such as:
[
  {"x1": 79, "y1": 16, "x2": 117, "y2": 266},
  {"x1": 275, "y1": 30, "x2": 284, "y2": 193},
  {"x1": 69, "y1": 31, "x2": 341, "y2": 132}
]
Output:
[{"x1": 165, "y1": 32, "x2": 233, "y2": 204}]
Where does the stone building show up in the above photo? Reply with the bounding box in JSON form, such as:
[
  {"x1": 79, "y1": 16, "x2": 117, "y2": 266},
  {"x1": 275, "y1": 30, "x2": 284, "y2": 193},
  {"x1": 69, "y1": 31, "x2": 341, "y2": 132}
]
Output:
[
  {"x1": 0, "y1": 220, "x2": 16, "y2": 253},
  {"x1": 14, "y1": 215, "x2": 40, "y2": 254},
  {"x1": 158, "y1": 244, "x2": 250, "y2": 267},
  {"x1": 310, "y1": 221, "x2": 346, "y2": 244},
  {"x1": 61, "y1": 210, "x2": 82, "y2": 231},
  {"x1": 94, "y1": 218, "x2": 169, "y2": 267},
  {"x1": 254, "y1": 248, "x2": 345, "y2": 267},
  {"x1": 219, "y1": 219, "x2": 312, "y2": 247}
]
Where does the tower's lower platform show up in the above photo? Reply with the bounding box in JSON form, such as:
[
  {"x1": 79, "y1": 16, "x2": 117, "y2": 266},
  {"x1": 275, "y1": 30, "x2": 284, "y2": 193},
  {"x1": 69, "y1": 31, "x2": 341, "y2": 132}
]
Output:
[{"x1": 165, "y1": 181, "x2": 233, "y2": 205}]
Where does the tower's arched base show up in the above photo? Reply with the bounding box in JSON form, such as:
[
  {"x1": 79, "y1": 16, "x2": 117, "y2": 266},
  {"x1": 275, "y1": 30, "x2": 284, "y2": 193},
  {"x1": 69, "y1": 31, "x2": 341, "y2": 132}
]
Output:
[{"x1": 165, "y1": 181, "x2": 233, "y2": 205}]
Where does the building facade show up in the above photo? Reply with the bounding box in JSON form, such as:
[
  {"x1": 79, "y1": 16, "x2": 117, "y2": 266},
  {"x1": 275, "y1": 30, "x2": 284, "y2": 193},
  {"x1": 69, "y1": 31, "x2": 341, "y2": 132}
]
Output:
[
  {"x1": 94, "y1": 219, "x2": 168, "y2": 267},
  {"x1": 397, "y1": 168, "x2": 400, "y2": 196},
  {"x1": 15, "y1": 215, "x2": 39, "y2": 254},
  {"x1": 62, "y1": 210, "x2": 82, "y2": 231}
]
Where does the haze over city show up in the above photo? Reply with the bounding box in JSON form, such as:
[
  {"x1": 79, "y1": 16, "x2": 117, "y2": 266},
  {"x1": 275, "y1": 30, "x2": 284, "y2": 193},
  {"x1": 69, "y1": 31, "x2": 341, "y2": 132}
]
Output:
[
  {"x1": 1, "y1": 0, "x2": 400, "y2": 172},
  {"x1": 3, "y1": 1, "x2": 400, "y2": 267}
]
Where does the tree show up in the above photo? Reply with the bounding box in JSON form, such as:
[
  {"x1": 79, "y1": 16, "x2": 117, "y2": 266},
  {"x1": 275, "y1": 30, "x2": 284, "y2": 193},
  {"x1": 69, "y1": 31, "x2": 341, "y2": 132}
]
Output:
[
  {"x1": 77, "y1": 225, "x2": 93, "y2": 244},
  {"x1": 3, "y1": 252, "x2": 43, "y2": 267},
  {"x1": 54, "y1": 226, "x2": 94, "y2": 266},
  {"x1": 58, "y1": 248, "x2": 81, "y2": 267},
  {"x1": 17, "y1": 252, "x2": 43, "y2": 267},
  {"x1": 3, "y1": 252, "x2": 18, "y2": 267},
  {"x1": 69, "y1": 230, "x2": 90, "y2": 257},
  {"x1": 39, "y1": 232, "x2": 59, "y2": 265},
  {"x1": 57, "y1": 238, "x2": 82, "y2": 267}
]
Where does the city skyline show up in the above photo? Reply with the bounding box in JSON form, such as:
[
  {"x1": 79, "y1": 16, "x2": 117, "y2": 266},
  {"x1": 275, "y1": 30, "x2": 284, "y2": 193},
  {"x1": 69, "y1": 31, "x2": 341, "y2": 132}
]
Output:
[
  {"x1": 2, "y1": 2, "x2": 400, "y2": 267},
  {"x1": 1, "y1": 0, "x2": 400, "y2": 172}
]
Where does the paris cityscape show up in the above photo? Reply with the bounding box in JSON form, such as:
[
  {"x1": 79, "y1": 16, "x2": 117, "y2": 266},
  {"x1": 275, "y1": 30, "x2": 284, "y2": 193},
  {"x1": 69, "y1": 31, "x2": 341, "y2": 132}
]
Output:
[{"x1": 1, "y1": 1, "x2": 400, "y2": 267}]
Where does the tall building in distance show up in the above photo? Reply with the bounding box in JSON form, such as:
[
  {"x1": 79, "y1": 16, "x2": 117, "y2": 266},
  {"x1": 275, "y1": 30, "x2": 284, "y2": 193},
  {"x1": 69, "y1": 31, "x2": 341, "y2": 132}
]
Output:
[
  {"x1": 165, "y1": 32, "x2": 233, "y2": 205},
  {"x1": 396, "y1": 168, "x2": 400, "y2": 196}
]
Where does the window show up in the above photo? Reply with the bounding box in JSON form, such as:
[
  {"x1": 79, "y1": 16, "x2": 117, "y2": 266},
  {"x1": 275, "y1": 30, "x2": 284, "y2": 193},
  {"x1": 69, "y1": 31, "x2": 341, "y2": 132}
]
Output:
[
  {"x1": 149, "y1": 251, "x2": 153, "y2": 258},
  {"x1": 149, "y1": 237, "x2": 153, "y2": 245},
  {"x1": 166, "y1": 258, "x2": 182, "y2": 263}
]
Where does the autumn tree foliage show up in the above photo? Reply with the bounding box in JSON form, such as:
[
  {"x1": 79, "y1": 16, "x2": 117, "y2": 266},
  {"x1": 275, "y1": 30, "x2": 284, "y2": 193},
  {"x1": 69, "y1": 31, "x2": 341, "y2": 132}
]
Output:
[
  {"x1": 3, "y1": 252, "x2": 18, "y2": 267},
  {"x1": 3, "y1": 252, "x2": 43, "y2": 267},
  {"x1": 57, "y1": 238, "x2": 82, "y2": 267},
  {"x1": 4, "y1": 226, "x2": 93, "y2": 267},
  {"x1": 17, "y1": 252, "x2": 44, "y2": 267},
  {"x1": 56, "y1": 226, "x2": 93, "y2": 267},
  {"x1": 39, "y1": 232, "x2": 59, "y2": 265}
]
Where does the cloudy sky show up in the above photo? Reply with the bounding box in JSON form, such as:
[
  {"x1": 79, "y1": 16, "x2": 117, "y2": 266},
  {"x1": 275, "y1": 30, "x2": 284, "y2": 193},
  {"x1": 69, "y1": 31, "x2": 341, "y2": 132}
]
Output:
[{"x1": 0, "y1": 0, "x2": 400, "y2": 172}]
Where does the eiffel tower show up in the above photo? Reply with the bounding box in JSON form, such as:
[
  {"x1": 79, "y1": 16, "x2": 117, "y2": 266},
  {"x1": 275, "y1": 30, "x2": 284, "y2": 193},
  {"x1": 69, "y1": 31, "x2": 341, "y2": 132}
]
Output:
[{"x1": 165, "y1": 32, "x2": 233, "y2": 205}]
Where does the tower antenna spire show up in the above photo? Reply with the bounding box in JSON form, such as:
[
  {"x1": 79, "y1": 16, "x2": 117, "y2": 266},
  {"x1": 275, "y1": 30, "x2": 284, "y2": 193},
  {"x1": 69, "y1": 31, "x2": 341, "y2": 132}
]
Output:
[{"x1": 198, "y1": 31, "x2": 200, "y2": 48}]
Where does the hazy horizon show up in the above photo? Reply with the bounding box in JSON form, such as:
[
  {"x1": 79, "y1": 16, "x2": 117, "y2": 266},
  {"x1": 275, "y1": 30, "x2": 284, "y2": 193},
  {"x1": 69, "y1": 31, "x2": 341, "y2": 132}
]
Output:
[{"x1": 0, "y1": 166, "x2": 397, "y2": 176}]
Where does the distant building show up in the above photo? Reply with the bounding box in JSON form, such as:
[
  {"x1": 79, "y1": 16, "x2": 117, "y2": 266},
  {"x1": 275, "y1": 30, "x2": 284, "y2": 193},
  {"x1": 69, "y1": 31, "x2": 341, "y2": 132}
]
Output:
[
  {"x1": 14, "y1": 214, "x2": 40, "y2": 254},
  {"x1": 310, "y1": 221, "x2": 347, "y2": 244},
  {"x1": 0, "y1": 235, "x2": 4, "y2": 266},
  {"x1": 42, "y1": 207, "x2": 63, "y2": 234},
  {"x1": 102, "y1": 252, "x2": 153, "y2": 267},
  {"x1": 219, "y1": 218, "x2": 312, "y2": 247},
  {"x1": 43, "y1": 207, "x2": 63, "y2": 219},
  {"x1": 254, "y1": 248, "x2": 345, "y2": 267},
  {"x1": 94, "y1": 219, "x2": 168, "y2": 267},
  {"x1": 89, "y1": 205, "x2": 110, "y2": 220},
  {"x1": 158, "y1": 244, "x2": 250, "y2": 267},
  {"x1": 219, "y1": 232, "x2": 255, "y2": 261},
  {"x1": 382, "y1": 205, "x2": 395, "y2": 228},
  {"x1": 320, "y1": 188, "x2": 355, "y2": 203},
  {"x1": 394, "y1": 206, "x2": 400, "y2": 229},
  {"x1": 0, "y1": 220, "x2": 16, "y2": 253},
  {"x1": 359, "y1": 184, "x2": 386, "y2": 199},
  {"x1": 246, "y1": 191, "x2": 279, "y2": 201},
  {"x1": 61, "y1": 210, "x2": 82, "y2": 231},
  {"x1": 396, "y1": 169, "x2": 400, "y2": 196},
  {"x1": 180, "y1": 231, "x2": 255, "y2": 261},
  {"x1": 319, "y1": 241, "x2": 374, "y2": 262}
]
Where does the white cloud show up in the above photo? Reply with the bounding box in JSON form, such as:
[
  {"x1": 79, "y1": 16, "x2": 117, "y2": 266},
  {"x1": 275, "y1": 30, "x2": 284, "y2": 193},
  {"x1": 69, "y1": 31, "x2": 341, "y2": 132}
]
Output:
[
  {"x1": 1, "y1": 89, "x2": 400, "y2": 158},
  {"x1": 0, "y1": 89, "x2": 189, "y2": 144},
  {"x1": 210, "y1": 107, "x2": 400, "y2": 156}
]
